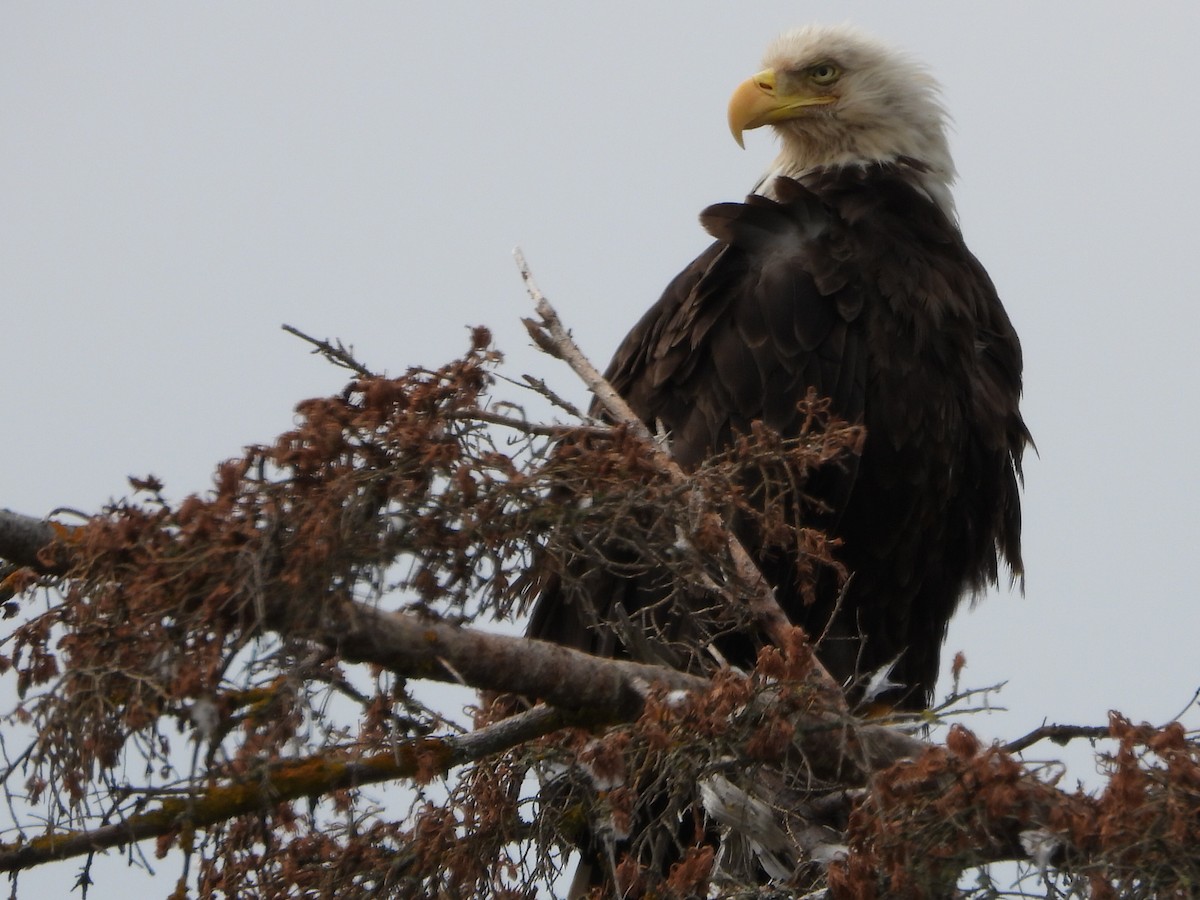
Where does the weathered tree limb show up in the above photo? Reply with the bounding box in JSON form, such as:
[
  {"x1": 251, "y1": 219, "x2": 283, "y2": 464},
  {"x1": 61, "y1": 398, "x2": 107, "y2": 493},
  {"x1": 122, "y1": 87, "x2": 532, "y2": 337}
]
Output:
[
  {"x1": 322, "y1": 601, "x2": 707, "y2": 716},
  {"x1": 0, "y1": 703, "x2": 573, "y2": 873},
  {"x1": 320, "y1": 600, "x2": 928, "y2": 773}
]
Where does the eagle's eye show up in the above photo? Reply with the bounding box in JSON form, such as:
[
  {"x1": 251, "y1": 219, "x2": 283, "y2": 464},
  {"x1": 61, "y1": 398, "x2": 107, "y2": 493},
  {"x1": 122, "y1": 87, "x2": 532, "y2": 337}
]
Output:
[{"x1": 809, "y1": 63, "x2": 841, "y2": 85}]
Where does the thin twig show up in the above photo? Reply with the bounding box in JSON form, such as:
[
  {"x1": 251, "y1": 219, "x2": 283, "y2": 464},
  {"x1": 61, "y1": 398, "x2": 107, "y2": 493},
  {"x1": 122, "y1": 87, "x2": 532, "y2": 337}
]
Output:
[
  {"x1": 520, "y1": 374, "x2": 588, "y2": 420},
  {"x1": 930, "y1": 681, "x2": 1009, "y2": 716},
  {"x1": 1168, "y1": 684, "x2": 1200, "y2": 724},
  {"x1": 281, "y1": 324, "x2": 375, "y2": 378},
  {"x1": 443, "y1": 407, "x2": 609, "y2": 438}
]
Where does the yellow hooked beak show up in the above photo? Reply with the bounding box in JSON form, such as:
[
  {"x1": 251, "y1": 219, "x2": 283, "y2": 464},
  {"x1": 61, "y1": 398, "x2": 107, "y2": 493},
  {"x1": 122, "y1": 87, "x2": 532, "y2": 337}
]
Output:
[{"x1": 727, "y1": 68, "x2": 837, "y2": 148}]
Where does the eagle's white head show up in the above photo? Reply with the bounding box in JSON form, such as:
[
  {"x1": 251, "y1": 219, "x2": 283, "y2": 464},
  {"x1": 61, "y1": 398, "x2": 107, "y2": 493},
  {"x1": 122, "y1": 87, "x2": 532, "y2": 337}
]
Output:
[{"x1": 729, "y1": 24, "x2": 956, "y2": 217}]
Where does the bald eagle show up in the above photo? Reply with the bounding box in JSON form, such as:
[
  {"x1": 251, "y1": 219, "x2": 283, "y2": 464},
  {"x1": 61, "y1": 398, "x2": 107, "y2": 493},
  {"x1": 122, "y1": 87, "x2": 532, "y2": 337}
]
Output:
[{"x1": 529, "y1": 24, "x2": 1028, "y2": 711}]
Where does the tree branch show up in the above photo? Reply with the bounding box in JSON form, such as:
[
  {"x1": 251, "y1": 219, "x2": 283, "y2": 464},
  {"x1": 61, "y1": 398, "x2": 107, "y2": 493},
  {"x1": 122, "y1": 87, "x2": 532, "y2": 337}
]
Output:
[
  {"x1": 321, "y1": 601, "x2": 707, "y2": 717},
  {"x1": 0, "y1": 703, "x2": 573, "y2": 873},
  {"x1": 0, "y1": 503, "x2": 922, "y2": 777},
  {"x1": 515, "y1": 250, "x2": 844, "y2": 709},
  {"x1": 281, "y1": 323, "x2": 375, "y2": 377},
  {"x1": 1003, "y1": 723, "x2": 1112, "y2": 755}
]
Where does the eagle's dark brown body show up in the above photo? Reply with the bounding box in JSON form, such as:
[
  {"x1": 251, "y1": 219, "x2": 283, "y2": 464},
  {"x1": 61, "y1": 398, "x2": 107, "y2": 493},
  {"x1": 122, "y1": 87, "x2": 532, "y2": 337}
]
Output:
[{"x1": 529, "y1": 162, "x2": 1028, "y2": 709}]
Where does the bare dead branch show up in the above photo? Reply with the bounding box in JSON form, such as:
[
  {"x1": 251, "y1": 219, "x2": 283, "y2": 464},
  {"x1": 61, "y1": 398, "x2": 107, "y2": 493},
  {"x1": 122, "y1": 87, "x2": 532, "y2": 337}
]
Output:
[
  {"x1": 1003, "y1": 723, "x2": 1112, "y2": 755},
  {"x1": 281, "y1": 323, "x2": 375, "y2": 377},
  {"x1": 321, "y1": 601, "x2": 707, "y2": 716},
  {"x1": 514, "y1": 250, "x2": 843, "y2": 709},
  {"x1": 520, "y1": 373, "x2": 587, "y2": 419},
  {"x1": 443, "y1": 406, "x2": 608, "y2": 438}
]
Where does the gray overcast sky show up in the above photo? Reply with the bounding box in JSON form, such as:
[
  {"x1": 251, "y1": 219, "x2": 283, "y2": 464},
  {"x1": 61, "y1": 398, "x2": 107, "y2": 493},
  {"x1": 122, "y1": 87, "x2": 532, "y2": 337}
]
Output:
[{"x1": 5, "y1": 3, "x2": 1200, "y2": 894}]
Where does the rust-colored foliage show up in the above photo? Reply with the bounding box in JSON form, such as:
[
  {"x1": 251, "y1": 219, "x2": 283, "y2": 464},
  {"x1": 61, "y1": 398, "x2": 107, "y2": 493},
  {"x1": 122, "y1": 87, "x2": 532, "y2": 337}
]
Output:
[
  {"x1": 829, "y1": 715, "x2": 1200, "y2": 898},
  {"x1": 4, "y1": 331, "x2": 1198, "y2": 898},
  {"x1": 1, "y1": 332, "x2": 870, "y2": 896},
  {"x1": 10, "y1": 332, "x2": 526, "y2": 788}
]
